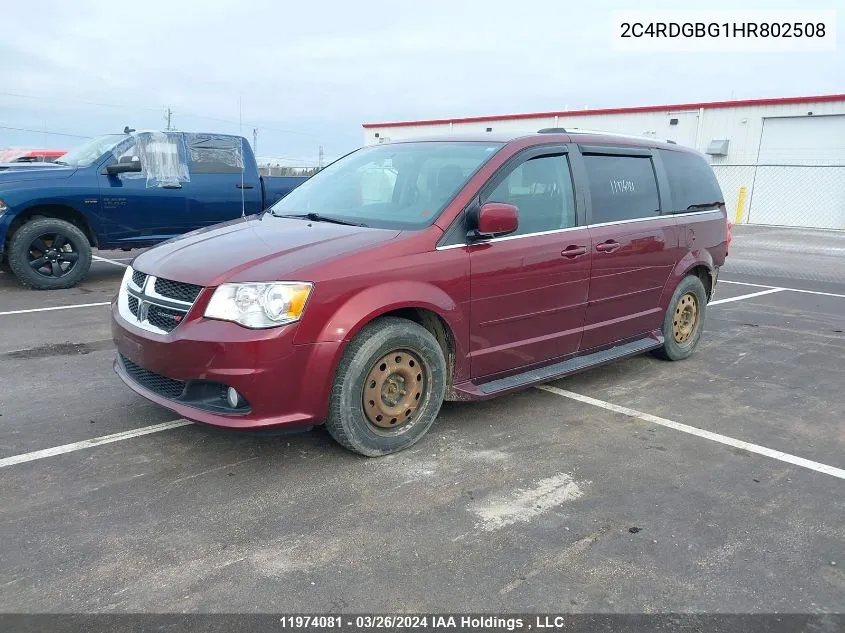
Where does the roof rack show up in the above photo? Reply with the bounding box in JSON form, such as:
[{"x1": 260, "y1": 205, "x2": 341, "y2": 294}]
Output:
[
  {"x1": 565, "y1": 128, "x2": 681, "y2": 145},
  {"x1": 537, "y1": 127, "x2": 567, "y2": 133}
]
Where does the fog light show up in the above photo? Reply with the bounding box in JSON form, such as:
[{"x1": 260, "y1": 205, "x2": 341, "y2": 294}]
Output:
[{"x1": 226, "y1": 387, "x2": 240, "y2": 408}]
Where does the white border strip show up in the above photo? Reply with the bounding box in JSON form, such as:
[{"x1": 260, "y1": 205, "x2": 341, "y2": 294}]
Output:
[
  {"x1": 537, "y1": 385, "x2": 845, "y2": 480},
  {"x1": 0, "y1": 302, "x2": 110, "y2": 317},
  {"x1": 709, "y1": 288, "x2": 785, "y2": 305},
  {"x1": 0, "y1": 420, "x2": 193, "y2": 468}
]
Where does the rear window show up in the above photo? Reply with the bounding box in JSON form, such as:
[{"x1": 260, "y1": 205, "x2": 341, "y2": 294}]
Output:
[
  {"x1": 583, "y1": 154, "x2": 660, "y2": 223},
  {"x1": 659, "y1": 149, "x2": 724, "y2": 212}
]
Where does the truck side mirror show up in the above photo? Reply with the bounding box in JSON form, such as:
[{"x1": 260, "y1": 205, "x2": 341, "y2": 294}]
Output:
[{"x1": 105, "y1": 160, "x2": 142, "y2": 175}]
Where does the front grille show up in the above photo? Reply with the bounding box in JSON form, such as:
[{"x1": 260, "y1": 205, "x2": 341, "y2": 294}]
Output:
[
  {"x1": 121, "y1": 269, "x2": 204, "y2": 334},
  {"x1": 119, "y1": 354, "x2": 185, "y2": 400},
  {"x1": 131, "y1": 270, "x2": 147, "y2": 288},
  {"x1": 154, "y1": 278, "x2": 203, "y2": 303},
  {"x1": 147, "y1": 304, "x2": 185, "y2": 333}
]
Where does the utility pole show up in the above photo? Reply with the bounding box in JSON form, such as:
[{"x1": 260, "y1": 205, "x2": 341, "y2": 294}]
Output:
[
  {"x1": 165, "y1": 107, "x2": 174, "y2": 130},
  {"x1": 318, "y1": 145, "x2": 324, "y2": 170},
  {"x1": 253, "y1": 128, "x2": 258, "y2": 156}
]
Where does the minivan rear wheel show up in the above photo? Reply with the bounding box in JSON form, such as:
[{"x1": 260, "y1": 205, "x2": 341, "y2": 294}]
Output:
[
  {"x1": 325, "y1": 317, "x2": 446, "y2": 457},
  {"x1": 653, "y1": 275, "x2": 708, "y2": 361}
]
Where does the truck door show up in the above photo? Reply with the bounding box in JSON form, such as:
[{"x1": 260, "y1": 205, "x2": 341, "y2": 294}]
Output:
[
  {"x1": 184, "y1": 134, "x2": 262, "y2": 226},
  {"x1": 97, "y1": 134, "x2": 191, "y2": 244}
]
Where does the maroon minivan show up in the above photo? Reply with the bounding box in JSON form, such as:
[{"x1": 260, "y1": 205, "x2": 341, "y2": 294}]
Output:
[{"x1": 111, "y1": 129, "x2": 729, "y2": 456}]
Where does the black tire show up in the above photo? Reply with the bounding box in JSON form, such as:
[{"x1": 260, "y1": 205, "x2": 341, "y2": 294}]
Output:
[
  {"x1": 325, "y1": 316, "x2": 447, "y2": 457},
  {"x1": 8, "y1": 218, "x2": 92, "y2": 290},
  {"x1": 653, "y1": 275, "x2": 708, "y2": 361}
]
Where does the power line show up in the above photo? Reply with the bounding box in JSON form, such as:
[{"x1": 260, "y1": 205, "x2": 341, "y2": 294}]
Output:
[{"x1": 0, "y1": 125, "x2": 91, "y2": 139}]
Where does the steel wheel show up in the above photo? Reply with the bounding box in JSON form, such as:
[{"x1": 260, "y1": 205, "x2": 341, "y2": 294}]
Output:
[
  {"x1": 26, "y1": 232, "x2": 80, "y2": 279},
  {"x1": 673, "y1": 292, "x2": 699, "y2": 344},
  {"x1": 362, "y1": 349, "x2": 425, "y2": 432}
]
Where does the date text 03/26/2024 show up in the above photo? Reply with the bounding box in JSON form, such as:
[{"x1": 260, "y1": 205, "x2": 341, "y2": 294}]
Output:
[{"x1": 277, "y1": 615, "x2": 575, "y2": 630}]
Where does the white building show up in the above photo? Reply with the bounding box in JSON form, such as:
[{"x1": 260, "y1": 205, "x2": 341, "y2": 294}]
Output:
[{"x1": 363, "y1": 94, "x2": 845, "y2": 230}]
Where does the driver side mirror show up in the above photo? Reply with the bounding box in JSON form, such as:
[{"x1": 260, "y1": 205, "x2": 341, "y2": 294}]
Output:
[
  {"x1": 105, "y1": 160, "x2": 142, "y2": 175},
  {"x1": 471, "y1": 202, "x2": 519, "y2": 240}
]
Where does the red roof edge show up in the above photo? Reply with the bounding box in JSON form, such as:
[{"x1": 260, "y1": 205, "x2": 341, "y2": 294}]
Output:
[{"x1": 362, "y1": 94, "x2": 845, "y2": 129}]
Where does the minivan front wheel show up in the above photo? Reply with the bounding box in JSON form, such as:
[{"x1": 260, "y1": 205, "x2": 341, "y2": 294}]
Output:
[
  {"x1": 653, "y1": 275, "x2": 708, "y2": 361},
  {"x1": 325, "y1": 317, "x2": 446, "y2": 457}
]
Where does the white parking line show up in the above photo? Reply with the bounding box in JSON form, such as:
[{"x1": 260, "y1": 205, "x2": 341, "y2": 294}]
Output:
[
  {"x1": 92, "y1": 255, "x2": 128, "y2": 268},
  {"x1": 720, "y1": 279, "x2": 845, "y2": 300},
  {"x1": 709, "y1": 288, "x2": 785, "y2": 305},
  {"x1": 0, "y1": 420, "x2": 193, "y2": 469},
  {"x1": 537, "y1": 385, "x2": 845, "y2": 481},
  {"x1": 0, "y1": 302, "x2": 110, "y2": 317}
]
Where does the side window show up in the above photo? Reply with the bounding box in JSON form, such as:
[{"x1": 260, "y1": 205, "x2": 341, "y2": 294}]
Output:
[
  {"x1": 659, "y1": 149, "x2": 724, "y2": 212},
  {"x1": 485, "y1": 154, "x2": 576, "y2": 236},
  {"x1": 115, "y1": 142, "x2": 142, "y2": 171},
  {"x1": 583, "y1": 154, "x2": 660, "y2": 223},
  {"x1": 186, "y1": 134, "x2": 244, "y2": 174}
]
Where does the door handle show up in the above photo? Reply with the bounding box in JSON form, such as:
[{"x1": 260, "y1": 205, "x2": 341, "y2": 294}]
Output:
[
  {"x1": 561, "y1": 245, "x2": 588, "y2": 258},
  {"x1": 595, "y1": 240, "x2": 621, "y2": 253},
  {"x1": 160, "y1": 183, "x2": 182, "y2": 189},
  {"x1": 236, "y1": 183, "x2": 254, "y2": 189}
]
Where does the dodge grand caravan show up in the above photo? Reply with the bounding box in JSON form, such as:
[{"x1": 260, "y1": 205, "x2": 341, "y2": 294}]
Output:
[{"x1": 111, "y1": 129, "x2": 730, "y2": 456}]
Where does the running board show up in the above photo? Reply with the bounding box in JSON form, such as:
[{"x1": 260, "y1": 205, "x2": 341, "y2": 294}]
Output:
[{"x1": 459, "y1": 335, "x2": 663, "y2": 398}]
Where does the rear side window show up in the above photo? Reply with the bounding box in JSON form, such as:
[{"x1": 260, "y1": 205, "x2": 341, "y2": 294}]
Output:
[
  {"x1": 583, "y1": 154, "x2": 660, "y2": 223},
  {"x1": 659, "y1": 149, "x2": 724, "y2": 212},
  {"x1": 186, "y1": 134, "x2": 244, "y2": 174}
]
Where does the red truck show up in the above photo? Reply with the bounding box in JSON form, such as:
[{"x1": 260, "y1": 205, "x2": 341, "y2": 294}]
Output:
[{"x1": 111, "y1": 129, "x2": 729, "y2": 456}]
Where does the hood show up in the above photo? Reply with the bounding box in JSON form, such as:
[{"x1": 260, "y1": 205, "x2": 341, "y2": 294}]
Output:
[
  {"x1": 0, "y1": 165, "x2": 77, "y2": 184},
  {"x1": 132, "y1": 214, "x2": 402, "y2": 287}
]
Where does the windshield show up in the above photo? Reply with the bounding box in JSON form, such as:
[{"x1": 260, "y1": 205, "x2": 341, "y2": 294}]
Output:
[
  {"x1": 269, "y1": 141, "x2": 503, "y2": 229},
  {"x1": 55, "y1": 134, "x2": 127, "y2": 167}
]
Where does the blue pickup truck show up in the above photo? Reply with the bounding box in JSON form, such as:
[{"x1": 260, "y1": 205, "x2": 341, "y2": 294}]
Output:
[{"x1": 0, "y1": 130, "x2": 309, "y2": 289}]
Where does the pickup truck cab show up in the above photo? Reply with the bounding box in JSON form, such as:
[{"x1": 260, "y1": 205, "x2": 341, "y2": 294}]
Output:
[
  {"x1": 111, "y1": 129, "x2": 730, "y2": 456},
  {"x1": 0, "y1": 131, "x2": 308, "y2": 289}
]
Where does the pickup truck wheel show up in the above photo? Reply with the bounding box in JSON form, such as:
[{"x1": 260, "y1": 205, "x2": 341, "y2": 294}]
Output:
[
  {"x1": 8, "y1": 218, "x2": 92, "y2": 290},
  {"x1": 325, "y1": 317, "x2": 446, "y2": 457},
  {"x1": 653, "y1": 275, "x2": 707, "y2": 361}
]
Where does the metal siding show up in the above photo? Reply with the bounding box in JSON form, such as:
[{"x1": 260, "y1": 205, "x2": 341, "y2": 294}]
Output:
[{"x1": 363, "y1": 98, "x2": 845, "y2": 231}]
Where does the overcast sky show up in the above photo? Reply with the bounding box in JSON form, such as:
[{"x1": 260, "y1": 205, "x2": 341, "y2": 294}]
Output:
[{"x1": 0, "y1": 0, "x2": 841, "y2": 165}]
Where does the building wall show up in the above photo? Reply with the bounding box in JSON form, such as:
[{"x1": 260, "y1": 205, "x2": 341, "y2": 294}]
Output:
[{"x1": 364, "y1": 97, "x2": 845, "y2": 230}]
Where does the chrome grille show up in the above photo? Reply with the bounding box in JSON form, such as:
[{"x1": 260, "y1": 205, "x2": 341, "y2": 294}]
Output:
[
  {"x1": 119, "y1": 354, "x2": 185, "y2": 399},
  {"x1": 147, "y1": 304, "x2": 186, "y2": 333},
  {"x1": 119, "y1": 268, "x2": 203, "y2": 335},
  {"x1": 131, "y1": 269, "x2": 147, "y2": 288},
  {"x1": 154, "y1": 278, "x2": 202, "y2": 303}
]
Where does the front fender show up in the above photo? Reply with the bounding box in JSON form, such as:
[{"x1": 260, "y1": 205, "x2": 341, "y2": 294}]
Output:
[{"x1": 295, "y1": 280, "x2": 469, "y2": 379}]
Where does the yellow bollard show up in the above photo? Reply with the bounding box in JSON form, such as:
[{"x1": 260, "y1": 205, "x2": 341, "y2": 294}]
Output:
[{"x1": 735, "y1": 186, "x2": 747, "y2": 224}]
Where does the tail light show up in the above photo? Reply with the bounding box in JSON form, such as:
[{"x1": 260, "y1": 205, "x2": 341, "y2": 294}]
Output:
[{"x1": 722, "y1": 203, "x2": 732, "y2": 256}]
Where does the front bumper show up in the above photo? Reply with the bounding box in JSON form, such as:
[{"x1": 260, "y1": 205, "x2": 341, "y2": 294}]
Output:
[{"x1": 110, "y1": 298, "x2": 341, "y2": 429}]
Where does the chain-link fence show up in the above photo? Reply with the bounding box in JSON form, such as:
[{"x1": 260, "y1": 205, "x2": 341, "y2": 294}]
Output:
[{"x1": 712, "y1": 163, "x2": 845, "y2": 230}]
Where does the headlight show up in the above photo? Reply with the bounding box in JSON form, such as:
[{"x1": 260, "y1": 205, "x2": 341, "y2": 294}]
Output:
[
  {"x1": 0, "y1": 199, "x2": 8, "y2": 214},
  {"x1": 204, "y1": 282, "x2": 313, "y2": 329}
]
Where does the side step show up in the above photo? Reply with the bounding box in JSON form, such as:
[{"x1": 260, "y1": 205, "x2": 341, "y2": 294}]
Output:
[{"x1": 473, "y1": 336, "x2": 663, "y2": 396}]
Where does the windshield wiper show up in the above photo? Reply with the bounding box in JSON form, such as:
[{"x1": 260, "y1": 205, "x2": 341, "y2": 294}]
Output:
[
  {"x1": 273, "y1": 212, "x2": 368, "y2": 227},
  {"x1": 52, "y1": 160, "x2": 70, "y2": 166}
]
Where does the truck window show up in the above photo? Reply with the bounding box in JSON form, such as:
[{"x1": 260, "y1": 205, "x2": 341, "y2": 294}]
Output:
[
  {"x1": 583, "y1": 154, "x2": 660, "y2": 223},
  {"x1": 186, "y1": 134, "x2": 244, "y2": 174},
  {"x1": 659, "y1": 149, "x2": 724, "y2": 212}
]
